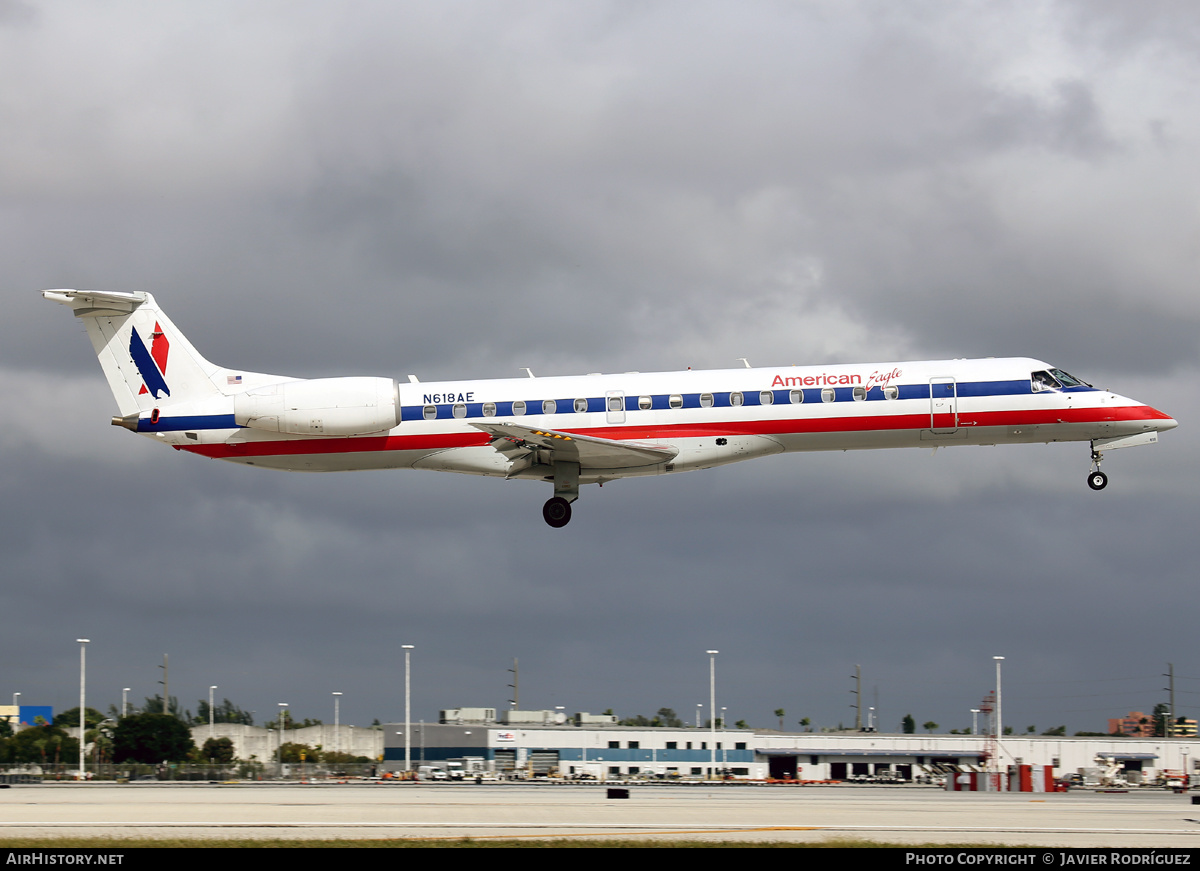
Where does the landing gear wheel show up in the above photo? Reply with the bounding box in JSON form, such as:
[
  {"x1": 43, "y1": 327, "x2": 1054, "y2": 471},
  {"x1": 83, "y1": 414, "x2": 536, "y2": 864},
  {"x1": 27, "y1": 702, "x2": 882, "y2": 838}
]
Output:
[
  {"x1": 1087, "y1": 471, "x2": 1108, "y2": 491},
  {"x1": 543, "y1": 496, "x2": 572, "y2": 528}
]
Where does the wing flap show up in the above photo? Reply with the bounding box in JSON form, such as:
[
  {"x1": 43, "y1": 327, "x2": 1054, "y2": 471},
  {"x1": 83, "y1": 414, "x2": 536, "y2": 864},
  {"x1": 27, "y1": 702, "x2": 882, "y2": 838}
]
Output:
[{"x1": 470, "y1": 421, "x2": 677, "y2": 469}]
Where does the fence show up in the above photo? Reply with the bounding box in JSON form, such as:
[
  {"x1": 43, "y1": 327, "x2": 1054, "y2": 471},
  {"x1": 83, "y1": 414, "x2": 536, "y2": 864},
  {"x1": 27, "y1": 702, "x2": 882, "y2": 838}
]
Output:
[{"x1": 0, "y1": 762, "x2": 380, "y2": 782}]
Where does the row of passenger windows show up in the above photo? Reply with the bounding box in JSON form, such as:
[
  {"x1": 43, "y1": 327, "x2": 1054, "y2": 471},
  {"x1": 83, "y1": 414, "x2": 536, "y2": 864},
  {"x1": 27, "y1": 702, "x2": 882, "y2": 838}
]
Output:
[{"x1": 419, "y1": 386, "x2": 900, "y2": 420}]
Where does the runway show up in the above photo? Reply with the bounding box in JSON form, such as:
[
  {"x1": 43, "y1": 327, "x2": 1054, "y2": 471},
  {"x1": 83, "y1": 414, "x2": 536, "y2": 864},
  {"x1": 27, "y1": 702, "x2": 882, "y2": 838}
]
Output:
[{"x1": 2, "y1": 783, "x2": 1199, "y2": 846}]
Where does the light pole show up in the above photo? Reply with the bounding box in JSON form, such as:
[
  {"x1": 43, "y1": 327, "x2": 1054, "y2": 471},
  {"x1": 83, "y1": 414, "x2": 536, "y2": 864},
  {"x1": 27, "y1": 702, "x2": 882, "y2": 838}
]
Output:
[
  {"x1": 277, "y1": 703, "x2": 288, "y2": 777},
  {"x1": 993, "y1": 655, "x2": 1005, "y2": 780},
  {"x1": 696, "y1": 704, "x2": 702, "y2": 728},
  {"x1": 721, "y1": 706, "x2": 728, "y2": 770},
  {"x1": 209, "y1": 685, "x2": 217, "y2": 737},
  {"x1": 993, "y1": 657, "x2": 1004, "y2": 740},
  {"x1": 122, "y1": 688, "x2": 130, "y2": 718},
  {"x1": 332, "y1": 692, "x2": 342, "y2": 759},
  {"x1": 11, "y1": 692, "x2": 18, "y2": 709},
  {"x1": 403, "y1": 645, "x2": 414, "y2": 775},
  {"x1": 77, "y1": 639, "x2": 89, "y2": 779},
  {"x1": 707, "y1": 649, "x2": 718, "y2": 779}
]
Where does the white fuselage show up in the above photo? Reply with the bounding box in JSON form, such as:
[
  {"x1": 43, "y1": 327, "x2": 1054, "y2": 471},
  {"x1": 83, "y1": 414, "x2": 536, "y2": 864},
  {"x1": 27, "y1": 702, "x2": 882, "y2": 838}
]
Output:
[{"x1": 148, "y1": 356, "x2": 1173, "y2": 484}]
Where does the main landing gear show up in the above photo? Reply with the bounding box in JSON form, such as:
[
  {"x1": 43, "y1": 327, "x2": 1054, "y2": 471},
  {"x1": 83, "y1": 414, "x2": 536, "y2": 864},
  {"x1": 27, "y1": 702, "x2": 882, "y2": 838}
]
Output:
[
  {"x1": 543, "y1": 496, "x2": 572, "y2": 528},
  {"x1": 1087, "y1": 447, "x2": 1108, "y2": 491},
  {"x1": 543, "y1": 459, "x2": 581, "y2": 528}
]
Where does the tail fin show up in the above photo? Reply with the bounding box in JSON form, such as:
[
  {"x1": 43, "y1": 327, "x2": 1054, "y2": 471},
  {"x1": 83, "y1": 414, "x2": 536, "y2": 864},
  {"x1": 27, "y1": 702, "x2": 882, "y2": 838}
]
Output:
[{"x1": 43, "y1": 290, "x2": 225, "y2": 416}]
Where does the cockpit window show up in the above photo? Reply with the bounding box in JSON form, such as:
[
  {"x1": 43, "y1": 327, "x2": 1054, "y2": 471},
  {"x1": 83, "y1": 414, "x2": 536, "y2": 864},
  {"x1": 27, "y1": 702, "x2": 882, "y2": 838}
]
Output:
[
  {"x1": 1049, "y1": 368, "x2": 1089, "y2": 388},
  {"x1": 1031, "y1": 370, "x2": 1061, "y2": 392}
]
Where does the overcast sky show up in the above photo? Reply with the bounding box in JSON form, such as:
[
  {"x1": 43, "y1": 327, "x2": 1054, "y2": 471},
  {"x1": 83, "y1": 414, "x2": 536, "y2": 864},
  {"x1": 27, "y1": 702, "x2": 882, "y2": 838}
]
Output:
[{"x1": 3, "y1": 1, "x2": 1198, "y2": 737}]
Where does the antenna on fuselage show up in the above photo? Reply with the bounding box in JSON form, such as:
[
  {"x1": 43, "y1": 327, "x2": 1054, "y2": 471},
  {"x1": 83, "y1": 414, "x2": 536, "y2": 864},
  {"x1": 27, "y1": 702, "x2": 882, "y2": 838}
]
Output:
[
  {"x1": 737, "y1": 358, "x2": 751, "y2": 368},
  {"x1": 520, "y1": 368, "x2": 535, "y2": 378}
]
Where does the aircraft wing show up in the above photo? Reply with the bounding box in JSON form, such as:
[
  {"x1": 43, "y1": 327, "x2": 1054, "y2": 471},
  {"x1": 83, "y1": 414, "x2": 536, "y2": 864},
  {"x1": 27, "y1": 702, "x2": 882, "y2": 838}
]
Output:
[{"x1": 470, "y1": 421, "x2": 677, "y2": 469}]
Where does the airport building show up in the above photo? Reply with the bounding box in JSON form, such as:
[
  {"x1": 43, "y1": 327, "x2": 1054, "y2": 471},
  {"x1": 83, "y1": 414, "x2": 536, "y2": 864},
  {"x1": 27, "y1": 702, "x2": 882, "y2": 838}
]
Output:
[{"x1": 380, "y1": 709, "x2": 1200, "y2": 784}]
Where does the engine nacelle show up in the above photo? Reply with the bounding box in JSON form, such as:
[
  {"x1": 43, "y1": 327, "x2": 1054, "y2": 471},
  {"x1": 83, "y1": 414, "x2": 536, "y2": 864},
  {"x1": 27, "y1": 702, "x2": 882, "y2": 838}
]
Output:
[{"x1": 234, "y1": 377, "x2": 400, "y2": 436}]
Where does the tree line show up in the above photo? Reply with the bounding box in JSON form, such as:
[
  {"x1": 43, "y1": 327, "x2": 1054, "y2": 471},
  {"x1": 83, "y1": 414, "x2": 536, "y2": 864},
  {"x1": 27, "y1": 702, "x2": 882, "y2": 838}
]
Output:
[{"x1": 0, "y1": 697, "x2": 370, "y2": 765}]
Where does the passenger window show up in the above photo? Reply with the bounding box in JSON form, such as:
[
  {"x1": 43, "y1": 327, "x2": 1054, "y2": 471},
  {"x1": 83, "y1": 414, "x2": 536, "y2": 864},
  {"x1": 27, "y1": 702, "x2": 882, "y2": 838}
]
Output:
[
  {"x1": 543, "y1": 399, "x2": 557, "y2": 414},
  {"x1": 608, "y1": 396, "x2": 623, "y2": 412},
  {"x1": 669, "y1": 394, "x2": 683, "y2": 409},
  {"x1": 759, "y1": 390, "x2": 774, "y2": 405},
  {"x1": 883, "y1": 386, "x2": 898, "y2": 401},
  {"x1": 730, "y1": 391, "x2": 744, "y2": 407},
  {"x1": 821, "y1": 388, "x2": 835, "y2": 403},
  {"x1": 422, "y1": 405, "x2": 437, "y2": 420},
  {"x1": 638, "y1": 395, "x2": 653, "y2": 410},
  {"x1": 512, "y1": 400, "x2": 526, "y2": 416},
  {"x1": 699, "y1": 393, "x2": 714, "y2": 408},
  {"x1": 452, "y1": 403, "x2": 467, "y2": 418},
  {"x1": 574, "y1": 398, "x2": 588, "y2": 413},
  {"x1": 482, "y1": 402, "x2": 497, "y2": 417},
  {"x1": 789, "y1": 389, "x2": 803, "y2": 404},
  {"x1": 852, "y1": 386, "x2": 866, "y2": 401}
]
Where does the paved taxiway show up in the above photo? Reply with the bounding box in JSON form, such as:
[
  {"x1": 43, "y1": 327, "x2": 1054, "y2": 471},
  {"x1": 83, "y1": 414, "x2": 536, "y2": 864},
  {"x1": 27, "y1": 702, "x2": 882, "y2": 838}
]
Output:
[{"x1": 2, "y1": 783, "x2": 1199, "y2": 846}]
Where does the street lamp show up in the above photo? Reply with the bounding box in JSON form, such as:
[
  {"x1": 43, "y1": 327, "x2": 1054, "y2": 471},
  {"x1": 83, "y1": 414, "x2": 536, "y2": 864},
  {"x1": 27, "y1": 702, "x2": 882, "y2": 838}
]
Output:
[
  {"x1": 332, "y1": 692, "x2": 343, "y2": 759},
  {"x1": 209, "y1": 686, "x2": 217, "y2": 735},
  {"x1": 77, "y1": 639, "x2": 89, "y2": 778},
  {"x1": 707, "y1": 649, "x2": 718, "y2": 779},
  {"x1": 403, "y1": 645, "x2": 414, "y2": 774},
  {"x1": 122, "y1": 688, "x2": 130, "y2": 718}
]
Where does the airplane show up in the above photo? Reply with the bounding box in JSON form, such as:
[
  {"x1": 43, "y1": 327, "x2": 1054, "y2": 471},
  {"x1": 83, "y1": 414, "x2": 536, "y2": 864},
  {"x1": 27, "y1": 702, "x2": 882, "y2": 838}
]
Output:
[{"x1": 44, "y1": 289, "x2": 1177, "y2": 528}]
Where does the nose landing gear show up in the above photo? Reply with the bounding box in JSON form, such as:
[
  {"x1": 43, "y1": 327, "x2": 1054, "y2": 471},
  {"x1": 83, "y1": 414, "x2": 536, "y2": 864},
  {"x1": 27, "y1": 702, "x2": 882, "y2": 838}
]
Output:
[{"x1": 1087, "y1": 448, "x2": 1108, "y2": 491}]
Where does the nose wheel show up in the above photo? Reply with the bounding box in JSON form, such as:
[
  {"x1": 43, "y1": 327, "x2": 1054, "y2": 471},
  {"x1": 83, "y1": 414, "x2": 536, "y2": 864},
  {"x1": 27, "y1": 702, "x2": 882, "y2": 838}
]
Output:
[
  {"x1": 543, "y1": 496, "x2": 572, "y2": 528},
  {"x1": 1087, "y1": 447, "x2": 1108, "y2": 491}
]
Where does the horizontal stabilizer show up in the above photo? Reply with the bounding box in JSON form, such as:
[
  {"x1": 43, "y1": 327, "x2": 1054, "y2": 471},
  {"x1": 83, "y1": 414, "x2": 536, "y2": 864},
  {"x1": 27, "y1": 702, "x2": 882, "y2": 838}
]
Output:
[
  {"x1": 471, "y1": 421, "x2": 677, "y2": 469},
  {"x1": 42, "y1": 289, "x2": 148, "y2": 317}
]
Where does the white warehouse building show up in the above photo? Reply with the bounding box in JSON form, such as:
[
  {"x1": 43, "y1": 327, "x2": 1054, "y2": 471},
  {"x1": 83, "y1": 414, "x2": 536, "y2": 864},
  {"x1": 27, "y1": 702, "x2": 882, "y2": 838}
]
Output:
[{"x1": 381, "y1": 711, "x2": 1198, "y2": 784}]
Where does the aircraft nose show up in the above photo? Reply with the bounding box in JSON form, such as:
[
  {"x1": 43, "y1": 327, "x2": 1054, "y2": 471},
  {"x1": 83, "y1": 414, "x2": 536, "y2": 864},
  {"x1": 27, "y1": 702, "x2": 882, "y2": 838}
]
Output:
[{"x1": 1145, "y1": 406, "x2": 1177, "y2": 431}]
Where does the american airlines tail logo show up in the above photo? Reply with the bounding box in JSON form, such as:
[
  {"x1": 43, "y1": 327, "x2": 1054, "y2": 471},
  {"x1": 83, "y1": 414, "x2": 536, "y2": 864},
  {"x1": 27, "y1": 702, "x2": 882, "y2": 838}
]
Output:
[{"x1": 129, "y1": 322, "x2": 171, "y2": 399}]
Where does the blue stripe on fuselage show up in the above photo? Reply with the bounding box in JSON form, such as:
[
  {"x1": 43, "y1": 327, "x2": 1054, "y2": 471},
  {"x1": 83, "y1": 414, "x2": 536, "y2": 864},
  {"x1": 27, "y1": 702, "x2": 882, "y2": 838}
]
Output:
[
  {"x1": 397, "y1": 378, "x2": 1078, "y2": 421},
  {"x1": 136, "y1": 414, "x2": 238, "y2": 432},
  {"x1": 145, "y1": 379, "x2": 1091, "y2": 429}
]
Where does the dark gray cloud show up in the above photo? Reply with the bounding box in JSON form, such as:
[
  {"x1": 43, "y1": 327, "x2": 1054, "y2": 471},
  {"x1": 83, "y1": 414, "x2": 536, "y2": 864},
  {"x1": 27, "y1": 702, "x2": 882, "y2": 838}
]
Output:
[{"x1": 2, "y1": 1, "x2": 1196, "y2": 736}]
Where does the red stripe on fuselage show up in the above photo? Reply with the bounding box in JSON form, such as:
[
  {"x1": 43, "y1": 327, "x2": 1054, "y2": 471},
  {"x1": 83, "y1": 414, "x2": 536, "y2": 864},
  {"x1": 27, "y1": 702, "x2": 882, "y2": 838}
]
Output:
[{"x1": 176, "y1": 404, "x2": 1171, "y2": 460}]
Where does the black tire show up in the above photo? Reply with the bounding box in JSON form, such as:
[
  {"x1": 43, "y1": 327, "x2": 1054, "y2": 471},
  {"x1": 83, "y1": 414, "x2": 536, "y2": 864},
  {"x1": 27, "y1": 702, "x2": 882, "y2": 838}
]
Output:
[
  {"x1": 543, "y1": 496, "x2": 572, "y2": 528},
  {"x1": 1087, "y1": 471, "x2": 1108, "y2": 491}
]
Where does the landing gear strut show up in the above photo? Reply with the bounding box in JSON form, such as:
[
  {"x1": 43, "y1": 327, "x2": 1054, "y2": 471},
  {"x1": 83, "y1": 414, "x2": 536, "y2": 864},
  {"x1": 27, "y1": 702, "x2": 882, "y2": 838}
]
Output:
[
  {"x1": 1087, "y1": 447, "x2": 1108, "y2": 491},
  {"x1": 543, "y1": 459, "x2": 580, "y2": 528}
]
